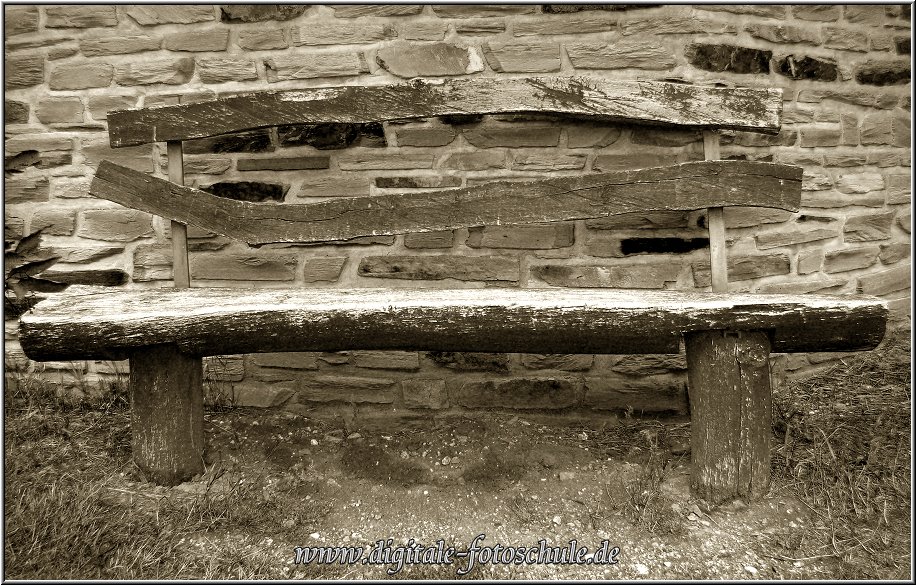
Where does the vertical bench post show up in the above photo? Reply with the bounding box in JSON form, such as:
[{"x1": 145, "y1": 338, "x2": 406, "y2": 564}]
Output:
[
  {"x1": 129, "y1": 141, "x2": 204, "y2": 485},
  {"x1": 685, "y1": 130, "x2": 773, "y2": 504}
]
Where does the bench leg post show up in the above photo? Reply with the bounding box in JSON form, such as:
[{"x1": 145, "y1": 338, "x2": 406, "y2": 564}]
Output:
[
  {"x1": 129, "y1": 344, "x2": 203, "y2": 486},
  {"x1": 685, "y1": 330, "x2": 772, "y2": 505}
]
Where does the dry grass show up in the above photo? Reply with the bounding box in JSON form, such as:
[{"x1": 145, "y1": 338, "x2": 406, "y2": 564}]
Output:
[{"x1": 770, "y1": 328, "x2": 911, "y2": 579}]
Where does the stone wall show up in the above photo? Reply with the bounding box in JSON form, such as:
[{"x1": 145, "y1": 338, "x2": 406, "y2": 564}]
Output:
[{"x1": 4, "y1": 4, "x2": 911, "y2": 418}]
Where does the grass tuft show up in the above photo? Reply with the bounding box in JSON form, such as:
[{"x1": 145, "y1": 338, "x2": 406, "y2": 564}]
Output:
[{"x1": 770, "y1": 328, "x2": 911, "y2": 579}]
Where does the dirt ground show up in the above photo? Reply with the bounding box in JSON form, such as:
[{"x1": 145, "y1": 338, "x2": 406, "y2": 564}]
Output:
[{"x1": 99, "y1": 407, "x2": 845, "y2": 580}]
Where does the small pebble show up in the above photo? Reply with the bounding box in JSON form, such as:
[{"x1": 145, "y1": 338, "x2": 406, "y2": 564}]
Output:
[
  {"x1": 744, "y1": 566, "x2": 758, "y2": 575},
  {"x1": 636, "y1": 563, "x2": 649, "y2": 575}
]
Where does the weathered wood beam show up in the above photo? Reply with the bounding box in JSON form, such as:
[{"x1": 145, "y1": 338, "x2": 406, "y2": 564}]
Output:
[
  {"x1": 686, "y1": 330, "x2": 772, "y2": 504},
  {"x1": 107, "y1": 77, "x2": 783, "y2": 147},
  {"x1": 90, "y1": 160, "x2": 802, "y2": 246},
  {"x1": 130, "y1": 344, "x2": 203, "y2": 486},
  {"x1": 20, "y1": 287, "x2": 887, "y2": 361}
]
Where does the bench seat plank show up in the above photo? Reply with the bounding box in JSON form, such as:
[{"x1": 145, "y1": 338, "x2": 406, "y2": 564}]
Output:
[
  {"x1": 91, "y1": 160, "x2": 802, "y2": 246},
  {"x1": 20, "y1": 286, "x2": 887, "y2": 361},
  {"x1": 107, "y1": 77, "x2": 783, "y2": 147}
]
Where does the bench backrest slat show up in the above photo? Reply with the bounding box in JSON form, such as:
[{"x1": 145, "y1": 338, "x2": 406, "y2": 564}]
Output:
[
  {"x1": 91, "y1": 160, "x2": 802, "y2": 246},
  {"x1": 107, "y1": 77, "x2": 783, "y2": 147}
]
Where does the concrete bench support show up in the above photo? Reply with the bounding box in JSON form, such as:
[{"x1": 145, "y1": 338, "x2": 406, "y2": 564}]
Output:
[{"x1": 685, "y1": 330, "x2": 772, "y2": 505}]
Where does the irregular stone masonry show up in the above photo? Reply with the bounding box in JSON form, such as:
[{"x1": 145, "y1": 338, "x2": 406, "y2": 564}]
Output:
[{"x1": 4, "y1": 4, "x2": 911, "y2": 415}]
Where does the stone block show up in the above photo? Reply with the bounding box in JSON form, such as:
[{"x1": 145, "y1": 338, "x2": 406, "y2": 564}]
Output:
[
  {"x1": 78, "y1": 209, "x2": 153, "y2": 242},
  {"x1": 758, "y1": 276, "x2": 848, "y2": 294},
  {"x1": 114, "y1": 58, "x2": 194, "y2": 86},
  {"x1": 163, "y1": 29, "x2": 230, "y2": 52},
  {"x1": 746, "y1": 23, "x2": 820, "y2": 44},
  {"x1": 693, "y1": 254, "x2": 790, "y2": 286},
  {"x1": 30, "y1": 209, "x2": 76, "y2": 236},
  {"x1": 799, "y1": 124, "x2": 842, "y2": 147},
  {"x1": 792, "y1": 5, "x2": 840, "y2": 21},
  {"x1": 399, "y1": 21, "x2": 448, "y2": 41},
  {"x1": 510, "y1": 152, "x2": 586, "y2": 171},
  {"x1": 230, "y1": 382, "x2": 296, "y2": 408},
  {"x1": 299, "y1": 257, "x2": 345, "y2": 282},
  {"x1": 440, "y1": 151, "x2": 508, "y2": 170},
  {"x1": 463, "y1": 121, "x2": 561, "y2": 147},
  {"x1": 431, "y1": 5, "x2": 535, "y2": 17},
  {"x1": 583, "y1": 376, "x2": 687, "y2": 413},
  {"x1": 290, "y1": 22, "x2": 396, "y2": 45},
  {"x1": 196, "y1": 58, "x2": 259, "y2": 84},
  {"x1": 721, "y1": 208, "x2": 795, "y2": 229},
  {"x1": 454, "y1": 19, "x2": 507, "y2": 35},
  {"x1": 776, "y1": 55, "x2": 837, "y2": 82},
  {"x1": 685, "y1": 43, "x2": 771, "y2": 74},
  {"x1": 824, "y1": 246, "x2": 881, "y2": 273},
  {"x1": 49, "y1": 245, "x2": 122, "y2": 264},
  {"x1": 836, "y1": 173, "x2": 886, "y2": 194},
  {"x1": 5, "y1": 100, "x2": 29, "y2": 124},
  {"x1": 237, "y1": 29, "x2": 288, "y2": 51},
  {"x1": 376, "y1": 42, "x2": 484, "y2": 77},
  {"x1": 797, "y1": 250, "x2": 824, "y2": 275},
  {"x1": 531, "y1": 261, "x2": 684, "y2": 288},
  {"x1": 337, "y1": 152, "x2": 433, "y2": 170},
  {"x1": 49, "y1": 62, "x2": 113, "y2": 90},
  {"x1": 298, "y1": 375, "x2": 397, "y2": 404},
  {"x1": 586, "y1": 211, "x2": 689, "y2": 230},
  {"x1": 358, "y1": 255, "x2": 518, "y2": 282},
  {"x1": 860, "y1": 111, "x2": 910, "y2": 147},
  {"x1": 844, "y1": 4, "x2": 888, "y2": 25},
  {"x1": 696, "y1": 5, "x2": 786, "y2": 18},
  {"x1": 184, "y1": 130, "x2": 272, "y2": 154},
  {"x1": 251, "y1": 353, "x2": 319, "y2": 370},
  {"x1": 520, "y1": 354, "x2": 594, "y2": 371},
  {"x1": 611, "y1": 354, "x2": 687, "y2": 375},
  {"x1": 5, "y1": 174, "x2": 50, "y2": 204},
  {"x1": 566, "y1": 124, "x2": 622, "y2": 148},
  {"x1": 855, "y1": 61, "x2": 910, "y2": 85},
  {"x1": 453, "y1": 378, "x2": 578, "y2": 409},
  {"x1": 189, "y1": 251, "x2": 297, "y2": 281},
  {"x1": 295, "y1": 172, "x2": 371, "y2": 198},
  {"x1": 482, "y1": 42, "x2": 561, "y2": 72},
  {"x1": 36, "y1": 98, "x2": 84, "y2": 124},
  {"x1": 394, "y1": 124, "x2": 458, "y2": 147},
  {"x1": 622, "y1": 14, "x2": 735, "y2": 35},
  {"x1": 80, "y1": 35, "x2": 161, "y2": 56},
  {"x1": 265, "y1": 52, "x2": 368, "y2": 81},
  {"x1": 125, "y1": 5, "x2": 215, "y2": 24},
  {"x1": 823, "y1": 26, "x2": 869, "y2": 51},
  {"x1": 404, "y1": 230, "x2": 455, "y2": 249},
  {"x1": 567, "y1": 40, "x2": 676, "y2": 70},
  {"x1": 5, "y1": 6, "x2": 39, "y2": 35},
  {"x1": 467, "y1": 224, "x2": 574, "y2": 249},
  {"x1": 5, "y1": 54, "x2": 44, "y2": 89},
  {"x1": 352, "y1": 351, "x2": 420, "y2": 371},
  {"x1": 237, "y1": 156, "x2": 328, "y2": 172},
  {"x1": 593, "y1": 151, "x2": 701, "y2": 171},
  {"x1": 402, "y1": 379, "x2": 448, "y2": 409},
  {"x1": 843, "y1": 212, "x2": 895, "y2": 242},
  {"x1": 880, "y1": 242, "x2": 910, "y2": 264},
  {"x1": 755, "y1": 218, "x2": 841, "y2": 249},
  {"x1": 427, "y1": 351, "x2": 510, "y2": 372},
  {"x1": 885, "y1": 174, "x2": 911, "y2": 205},
  {"x1": 220, "y1": 5, "x2": 307, "y2": 22},
  {"x1": 857, "y1": 263, "x2": 910, "y2": 295},
  {"x1": 45, "y1": 5, "x2": 117, "y2": 27},
  {"x1": 334, "y1": 5, "x2": 423, "y2": 17},
  {"x1": 81, "y1": 138, "x2": 154, "y2": 173}
]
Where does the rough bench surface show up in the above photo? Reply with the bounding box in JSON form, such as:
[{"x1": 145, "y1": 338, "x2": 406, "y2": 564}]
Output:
[{"x1": 21, "y1": 286, "x2": 887, "y2": 361}]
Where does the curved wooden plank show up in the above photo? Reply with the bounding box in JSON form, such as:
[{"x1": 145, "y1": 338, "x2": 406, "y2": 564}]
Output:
[
  {"x1": 19, "y1": 286, "x2": 887, "y2": 361},
  {"x1": 107, "y1": 77, "x2": 783, "y2": 147},
  {"x1": 90, "y1": 160, "x2": 802, "y2": 245}
]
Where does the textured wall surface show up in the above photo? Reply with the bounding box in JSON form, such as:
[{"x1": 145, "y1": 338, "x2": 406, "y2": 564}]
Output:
[{"x1": 4, "y1": 4, "x2": 911, "y2": 417}]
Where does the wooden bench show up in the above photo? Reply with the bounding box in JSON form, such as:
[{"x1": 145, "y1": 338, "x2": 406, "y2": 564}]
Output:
[{"x1": 18, "y1": 77, "x2": 888, "y2": 505}]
